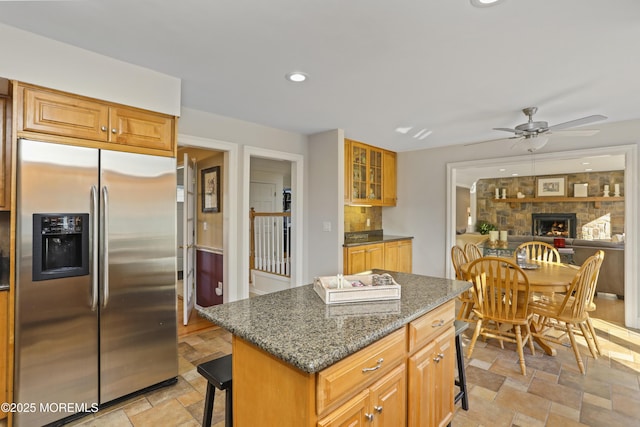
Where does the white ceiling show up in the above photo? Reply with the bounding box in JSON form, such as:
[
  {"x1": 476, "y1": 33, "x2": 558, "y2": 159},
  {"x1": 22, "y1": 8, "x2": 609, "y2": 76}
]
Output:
[{"x1": 1, "y1": 0, "x2": 639, "y2": 157}]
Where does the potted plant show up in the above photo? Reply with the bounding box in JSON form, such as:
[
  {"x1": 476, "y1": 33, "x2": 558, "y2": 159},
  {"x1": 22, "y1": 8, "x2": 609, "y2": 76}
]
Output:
[{"x1": 476, "y1": 221, "x2": 496, "y2": 235}]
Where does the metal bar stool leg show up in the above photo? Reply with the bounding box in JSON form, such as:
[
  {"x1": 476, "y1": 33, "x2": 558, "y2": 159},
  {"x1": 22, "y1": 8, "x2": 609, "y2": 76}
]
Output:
[
  {"x1": 225, "y1": 388, "x2": 233, "y2": 427},
  {"x1": 454, "y1": 320, "x2": 469, "y2": 411},
  {"x1": 202, "y1": 382, "x2": 216, "y2": 427}
]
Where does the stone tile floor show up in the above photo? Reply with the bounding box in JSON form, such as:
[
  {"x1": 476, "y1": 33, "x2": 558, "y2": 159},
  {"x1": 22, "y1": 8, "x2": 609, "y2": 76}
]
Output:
[{"x1": 2, "y1": 297, "x2": 638, "y2": 426}]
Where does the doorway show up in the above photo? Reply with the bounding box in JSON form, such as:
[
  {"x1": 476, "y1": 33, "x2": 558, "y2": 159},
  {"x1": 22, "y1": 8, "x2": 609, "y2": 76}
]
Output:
[
  {"x1": 249, "y1": 157, "x2": 293, "y2": 295},
  {"x1": 447, "y1": 145, "x2": 638, "y2": 328}
]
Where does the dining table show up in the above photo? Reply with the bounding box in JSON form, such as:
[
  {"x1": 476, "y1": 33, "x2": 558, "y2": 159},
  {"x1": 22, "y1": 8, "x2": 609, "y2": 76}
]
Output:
[{"x1": 460, "y1": 258, "x2": 580, "y2": 355}]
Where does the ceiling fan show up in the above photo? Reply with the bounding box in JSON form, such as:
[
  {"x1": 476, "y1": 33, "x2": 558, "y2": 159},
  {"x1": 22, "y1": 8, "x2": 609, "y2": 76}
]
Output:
[{"x1": 492, "y1": 107, "x2": 607, "y2": 152}]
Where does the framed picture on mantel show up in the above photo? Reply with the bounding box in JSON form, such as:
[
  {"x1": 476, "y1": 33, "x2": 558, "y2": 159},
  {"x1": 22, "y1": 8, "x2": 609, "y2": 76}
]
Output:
[{"x1": 536, "y1": 176, "x2": 567, "y2": 197}]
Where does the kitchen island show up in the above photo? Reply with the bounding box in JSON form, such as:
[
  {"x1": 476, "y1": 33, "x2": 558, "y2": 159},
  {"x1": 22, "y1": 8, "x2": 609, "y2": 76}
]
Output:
[{"x1": 198, "y1": 270, "x2": 471, "y2": 427}]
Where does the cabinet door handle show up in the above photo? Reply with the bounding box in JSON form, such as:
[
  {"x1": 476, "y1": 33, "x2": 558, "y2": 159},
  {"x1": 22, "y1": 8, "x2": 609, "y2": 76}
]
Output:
[
  {"x1": 374, "y1": 405, "x2": 383, "y2": 414},
  {"x1": 432, "y1": 319, "x2": 445, "y2": 328},
  {"x1": 365, "y1": 413, "x2": 374, "y2": 422},
  {"x1": 433, "y1": 353, "x2": 445, "y2": 363},
  {"x1": 101, "y1": 126, "x2": 107, "y2": 132},
  {"x1": 111, "y1": 128, "x2": 117, "y2": 134},
  {"x1": 362, "y1": 358, "x2": 384, "y2": 373}
]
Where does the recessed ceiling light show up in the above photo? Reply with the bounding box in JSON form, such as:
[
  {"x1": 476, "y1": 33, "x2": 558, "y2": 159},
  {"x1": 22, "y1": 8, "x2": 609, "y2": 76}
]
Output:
[
  {"x1": 395, "y1": 126, "x2": 413, "y2": 134},
  {"x1": 511, "y1": 173, "x2": 519, "y2": 176},
  {"x1": 285, "y1": 72, "x2": 308, "y2": 83},
  {"x1": 585, "y1": 168, "x2": 593, "y2": 172},
  {"x1": 470, "y1": 0, "x2": 505, "y2": 7},
  {"x1": 581, "y1": 162, "x2": 591, "y2": 165},
  {"x1": 413, "y1": 129, "x2": 432, "y2": 140},
  {"x1": 499, "y1": 168, "x2": 506, "y2": 172}
]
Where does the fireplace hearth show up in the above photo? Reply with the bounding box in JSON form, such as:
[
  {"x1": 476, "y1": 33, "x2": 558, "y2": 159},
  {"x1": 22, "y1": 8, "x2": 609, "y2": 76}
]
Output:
[{"x1": 532, "y1": 213, "x2": 577, "y2": 238}]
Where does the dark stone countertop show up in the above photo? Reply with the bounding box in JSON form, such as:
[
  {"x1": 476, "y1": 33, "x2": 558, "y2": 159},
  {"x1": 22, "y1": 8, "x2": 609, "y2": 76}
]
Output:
[
  {"x1": 197, "y1": 270, "x2": 470, "y2": 374},
  {"x1": 343, "y1": 234, "x2": 414, "y2": 247}
]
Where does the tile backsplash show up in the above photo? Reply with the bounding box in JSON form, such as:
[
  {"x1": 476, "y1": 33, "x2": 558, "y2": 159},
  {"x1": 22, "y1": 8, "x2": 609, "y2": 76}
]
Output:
[{"x1": 344, "y1": 206, "x2": 382, "y2": 232}]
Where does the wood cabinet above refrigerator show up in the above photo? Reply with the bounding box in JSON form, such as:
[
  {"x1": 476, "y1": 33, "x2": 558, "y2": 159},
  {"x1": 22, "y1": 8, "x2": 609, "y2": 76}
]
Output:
[
  {"x1": 345, "y1": 138, "x2": 396, "y2": 206},
  {"x1": 16, "y1": 83, "x2": 176, "y2": 157},
  {"x1": 0, "y1": 96, "x2": 10, "y2": 211}
]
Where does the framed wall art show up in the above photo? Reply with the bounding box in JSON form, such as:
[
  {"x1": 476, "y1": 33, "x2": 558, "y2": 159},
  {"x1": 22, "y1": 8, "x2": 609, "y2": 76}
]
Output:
[
  {"x1": 535, "y1": 176, "x2": 567, "y2": 197},
  {"x1": 201, "y1": 166, "x2": 220, "y2": 212}
]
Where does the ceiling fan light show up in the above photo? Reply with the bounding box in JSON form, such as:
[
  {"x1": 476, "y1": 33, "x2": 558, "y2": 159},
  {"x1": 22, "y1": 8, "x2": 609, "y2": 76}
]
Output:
[{"x1": 520, "y1": 136, "x2": 549, "y2": 153}]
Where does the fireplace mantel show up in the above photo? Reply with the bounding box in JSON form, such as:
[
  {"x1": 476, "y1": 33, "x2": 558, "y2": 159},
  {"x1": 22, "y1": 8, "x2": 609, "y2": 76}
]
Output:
[{"x1": 494, "y1": 196, "x2": 624, "y2": 209}]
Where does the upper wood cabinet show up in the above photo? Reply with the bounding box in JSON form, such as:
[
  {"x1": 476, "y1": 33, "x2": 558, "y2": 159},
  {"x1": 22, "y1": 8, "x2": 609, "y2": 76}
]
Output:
[
  {"x1": 382, "y1": 150, "x2": 397, "y2": 206},
  {"x1": 17, "y1": 84, "x2": 175, "y2": 156},
  {"x1": 0, "y1": 96, "x2": 10, "y2": 210},
  {"x1": 345, "y1": 138, "x2": 396, "y2": 206}
]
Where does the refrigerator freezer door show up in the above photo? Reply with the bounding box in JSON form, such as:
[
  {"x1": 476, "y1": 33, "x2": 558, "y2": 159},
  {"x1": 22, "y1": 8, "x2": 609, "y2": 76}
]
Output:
[
  {"x1": 15, "y1": 140, "x2": 100, "y2": 427},
  {"x1": 99, "y1": 150, "x2": 178, "y2": 403}
]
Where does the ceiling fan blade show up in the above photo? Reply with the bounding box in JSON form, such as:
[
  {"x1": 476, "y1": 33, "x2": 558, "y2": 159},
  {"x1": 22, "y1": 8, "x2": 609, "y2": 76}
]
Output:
[
  {"x1": 464, "y1": 135, "x2": 520, "y2": 146},
  {"x1": 547, "y1": 115, "x2": 607, "y2": 131},
  {"x1": 552, "y1": 129, "x2": 600, "y2": 137},
  {"x1": 493, "y1": 127, "x2": 518, "y2": 133}
]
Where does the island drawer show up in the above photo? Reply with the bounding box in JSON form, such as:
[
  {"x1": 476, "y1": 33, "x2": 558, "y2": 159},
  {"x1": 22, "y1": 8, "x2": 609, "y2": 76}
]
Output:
[
  {"x1": 407, "y1": 300, "x2": 455, "y2": 353},
  {"x1": 316, "y1": 327, "x2": 406, "y2": 415}
]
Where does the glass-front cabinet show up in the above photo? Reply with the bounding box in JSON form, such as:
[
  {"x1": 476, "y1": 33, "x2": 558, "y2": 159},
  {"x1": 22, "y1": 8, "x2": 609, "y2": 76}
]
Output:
[{"x1": 346, "y1": 139, "x2": 392, "y2": 206}]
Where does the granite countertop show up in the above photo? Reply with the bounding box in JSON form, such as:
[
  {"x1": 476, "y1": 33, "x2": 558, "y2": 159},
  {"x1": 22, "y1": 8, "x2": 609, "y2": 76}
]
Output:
[
  {"x1": 197, "y1": 270, "x2": 470, "y2": 374},
  {"x1": 343, "y1": 234, "x2": 414, "y2": 247}
]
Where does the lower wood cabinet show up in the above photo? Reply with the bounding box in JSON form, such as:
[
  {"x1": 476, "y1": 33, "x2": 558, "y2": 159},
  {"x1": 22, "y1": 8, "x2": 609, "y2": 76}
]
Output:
[
  {"x1": 384, "y1": 240, "x2": 412, "y2": 273},
  {"x1": 0, "y1": 291, "x2": 7, "y2": 420},
  {"x1": 318, "y1": 364, "x2": 406, "y2": 427},
  {"x1": 343, "y1": 243, "x2": 385, "y2": 274},
  {"x1": 232, "y1": 300, "x2": 455, "y2": 427},
  {"x1": 408, "y1": 326, "x2": 455, "y2": 427},
  {"x1": 344, "y1": 239, "x2": 412, "y2": 275}
]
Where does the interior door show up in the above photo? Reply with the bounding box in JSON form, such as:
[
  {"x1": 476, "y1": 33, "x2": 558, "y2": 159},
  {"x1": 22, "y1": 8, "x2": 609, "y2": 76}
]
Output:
[{"x1": 183, "y1": 154, "x2": 196, "y2": 325}]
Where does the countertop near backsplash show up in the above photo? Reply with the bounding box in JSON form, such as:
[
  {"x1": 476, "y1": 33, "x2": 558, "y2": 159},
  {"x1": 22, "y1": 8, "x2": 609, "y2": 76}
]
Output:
[{"x1": 344, "y1": 229, "x2": 414, "y2": 247}]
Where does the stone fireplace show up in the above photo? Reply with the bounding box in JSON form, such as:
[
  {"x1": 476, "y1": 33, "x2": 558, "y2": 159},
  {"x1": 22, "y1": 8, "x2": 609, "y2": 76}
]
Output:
[{"x1": 532, "y1": 213, "x2": 577, "y2": 238}]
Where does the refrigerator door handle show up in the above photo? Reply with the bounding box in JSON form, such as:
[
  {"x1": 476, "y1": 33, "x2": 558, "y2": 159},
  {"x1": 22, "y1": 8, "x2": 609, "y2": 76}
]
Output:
[
  {"x1": 90, "y1": 185, "x2": 99, "y2": 311},
  {"x1": 102, "y1": 186, "x2": 110, "y2": 308}
]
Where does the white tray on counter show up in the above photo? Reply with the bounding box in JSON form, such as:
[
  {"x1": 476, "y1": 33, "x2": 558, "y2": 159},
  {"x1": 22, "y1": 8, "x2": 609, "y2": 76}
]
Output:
[{"x1": 313, "y1": 274, "x2": 401, "y2": 304}]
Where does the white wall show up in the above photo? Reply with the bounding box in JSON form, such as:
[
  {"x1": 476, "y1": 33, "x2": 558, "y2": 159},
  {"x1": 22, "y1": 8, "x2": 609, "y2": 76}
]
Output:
[
  {"x1": 0, "y1": 23, "x2": 180, "y2": 115},
  {"x1": 307, "y1": 129, "x2": 345, "y2": 278}
]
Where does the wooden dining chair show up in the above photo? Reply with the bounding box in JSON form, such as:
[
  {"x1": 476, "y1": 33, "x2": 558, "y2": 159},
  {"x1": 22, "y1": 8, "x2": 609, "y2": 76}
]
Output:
[
  {"x1": 562, "y1": 250, "x2": 605, "y2": 357},
  {"x1": 466, "y1": 257, "x2": 535, "y2": 375},
  {"x1": 451, "y1": 246, "x2": 474, "y2": 321},
  {"x1": 529, "y1": 250, "x2": 604, "y2": 374},
  {"x1": 515, "y1": 241, "x2": 561, "y2": 263},
  {"x1": 464, "y1": 243, "x2": 483, "y2": 262}
]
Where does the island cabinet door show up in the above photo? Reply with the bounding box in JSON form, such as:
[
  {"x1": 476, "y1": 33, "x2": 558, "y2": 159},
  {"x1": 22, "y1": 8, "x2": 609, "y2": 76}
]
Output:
[
  {"x1": 317, "y1": 389, "x2": 369, "y2": 427},
  {"x1": 368, "y1": 363, "x2": 407, "y2": 427},
  {"x1": 318, "y1": 364, "x2": 406, "y2": 427},
  {"x1": 407, "y1": 327, "x2": 455, "y2": 427}
]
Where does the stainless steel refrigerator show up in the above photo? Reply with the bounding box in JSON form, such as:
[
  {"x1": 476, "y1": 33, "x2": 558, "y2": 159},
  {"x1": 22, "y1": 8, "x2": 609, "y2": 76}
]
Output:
[{"x1": 15, "y1": 139, "x2": 178, "y2": 426}]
